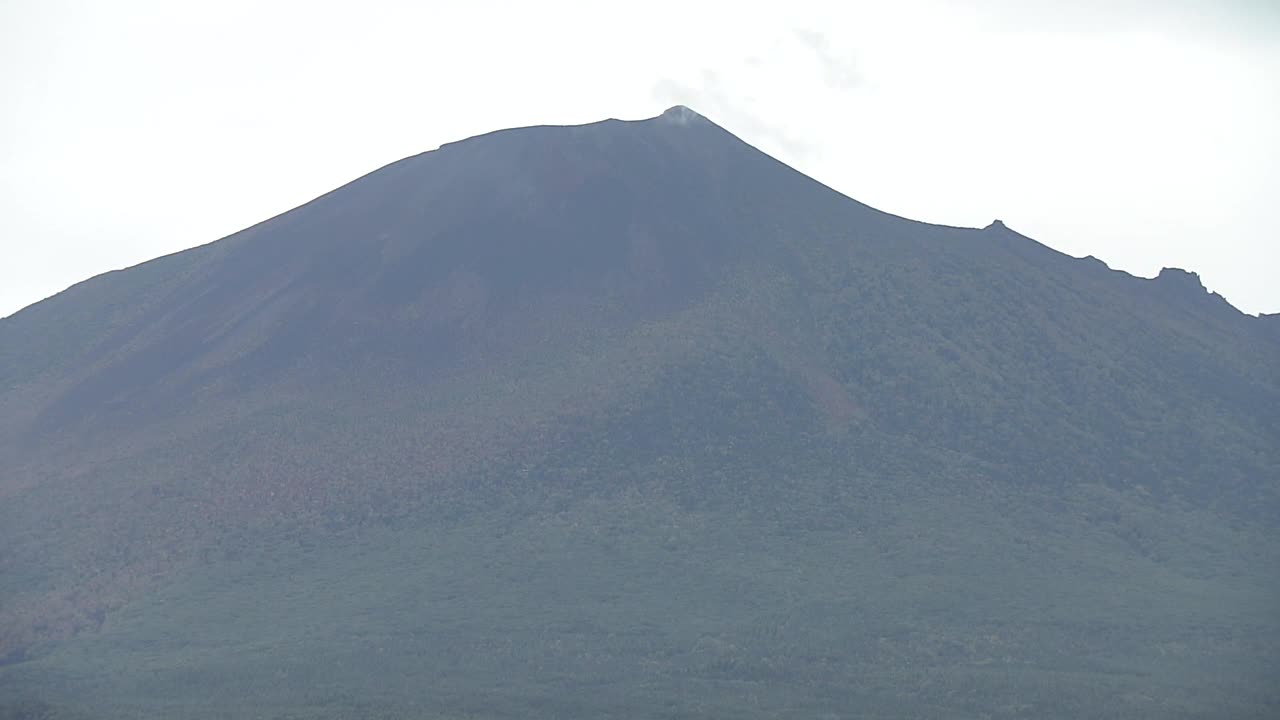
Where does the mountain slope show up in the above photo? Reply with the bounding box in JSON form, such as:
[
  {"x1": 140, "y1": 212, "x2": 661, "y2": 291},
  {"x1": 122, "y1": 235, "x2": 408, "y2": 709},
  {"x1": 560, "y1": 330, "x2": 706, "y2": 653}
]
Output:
[{"x1": 2, "y1": 107, "x2": 1278, "y2": 719}]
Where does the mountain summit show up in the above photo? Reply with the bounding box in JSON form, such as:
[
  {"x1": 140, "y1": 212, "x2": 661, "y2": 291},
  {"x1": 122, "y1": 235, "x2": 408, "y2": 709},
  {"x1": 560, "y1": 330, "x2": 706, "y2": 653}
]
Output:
[
  {"x1": 658, "y1": 104, "x2": 712, "y2": 124},
  {"x1": 2, "y1": 108, "x2": 1278, "y2": 719}
]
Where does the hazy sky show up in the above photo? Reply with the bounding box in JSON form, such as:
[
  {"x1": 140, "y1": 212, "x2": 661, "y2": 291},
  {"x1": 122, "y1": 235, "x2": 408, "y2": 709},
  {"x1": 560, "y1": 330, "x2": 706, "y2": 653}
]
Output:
[{"x1": 3, "y1": 0, "x2": 1277, "y2": 317}]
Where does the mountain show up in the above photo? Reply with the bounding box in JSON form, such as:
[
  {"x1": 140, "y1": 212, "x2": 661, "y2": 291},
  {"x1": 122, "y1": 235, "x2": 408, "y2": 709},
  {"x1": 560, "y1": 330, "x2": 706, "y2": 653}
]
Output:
[{"x1": 2, "y1": 106, "x2": 1278, "y2": 719}]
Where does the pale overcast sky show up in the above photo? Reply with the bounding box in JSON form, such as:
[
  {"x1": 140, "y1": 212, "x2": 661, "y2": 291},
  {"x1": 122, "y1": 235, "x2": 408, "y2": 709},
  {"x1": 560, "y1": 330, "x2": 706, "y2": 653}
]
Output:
[{"x1": 2, "y1": 0, "x2": 1277, "y2": 318}]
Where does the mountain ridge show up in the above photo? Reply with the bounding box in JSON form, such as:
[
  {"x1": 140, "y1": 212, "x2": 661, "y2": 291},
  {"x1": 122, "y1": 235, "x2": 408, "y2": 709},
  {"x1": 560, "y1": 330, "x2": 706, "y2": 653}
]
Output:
[{"x1": 6, "y1": 106, "x2": 1268, "y2": 322}]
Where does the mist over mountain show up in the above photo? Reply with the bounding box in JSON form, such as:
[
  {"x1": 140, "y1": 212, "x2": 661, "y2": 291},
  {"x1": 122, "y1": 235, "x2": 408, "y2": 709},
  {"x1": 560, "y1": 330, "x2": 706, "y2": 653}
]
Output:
[{"x1": 2, "y1": 107, "x2": 1277, "y2": 719}]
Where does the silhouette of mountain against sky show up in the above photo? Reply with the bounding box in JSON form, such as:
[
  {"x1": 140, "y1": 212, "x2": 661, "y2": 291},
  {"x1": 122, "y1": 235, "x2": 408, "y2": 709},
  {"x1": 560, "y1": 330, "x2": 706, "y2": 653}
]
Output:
[{"x1": 2, "y1": 107, "x2": 1277, "y2": 719}]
